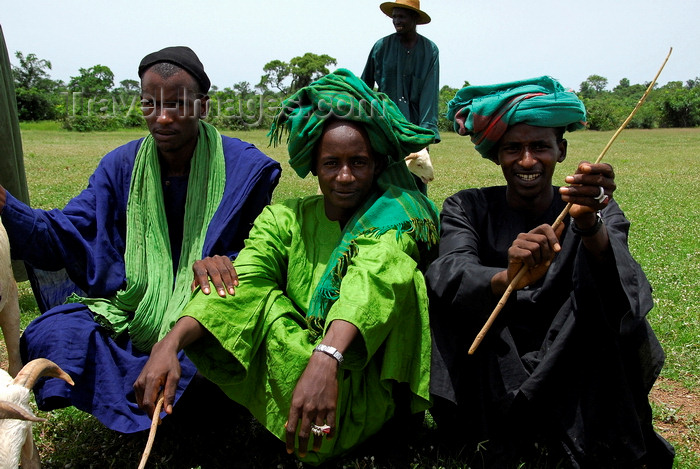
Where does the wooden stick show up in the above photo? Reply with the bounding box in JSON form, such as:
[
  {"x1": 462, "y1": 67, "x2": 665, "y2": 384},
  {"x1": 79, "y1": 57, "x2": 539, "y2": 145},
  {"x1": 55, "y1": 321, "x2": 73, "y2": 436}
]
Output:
[
  {"x1": 137, "y1": 392, "x2": 165, "y2": 469},
  {"x1": 468, "y1": 47, "x2": 673, "y2": 355}
]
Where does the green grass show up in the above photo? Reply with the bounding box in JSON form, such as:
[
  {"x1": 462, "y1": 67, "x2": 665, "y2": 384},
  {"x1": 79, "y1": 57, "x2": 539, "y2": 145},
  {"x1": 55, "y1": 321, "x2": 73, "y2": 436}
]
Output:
[{"x1": 9, "y1": 126, "x2": 699, "y2": 468}]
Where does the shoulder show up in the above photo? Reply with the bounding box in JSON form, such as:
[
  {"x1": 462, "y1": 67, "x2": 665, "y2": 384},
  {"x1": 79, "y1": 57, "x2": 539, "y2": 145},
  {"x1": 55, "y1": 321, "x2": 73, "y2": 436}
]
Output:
[
  {"x1": 94, "y1": 138, "x2": 145, "y2": 179},
  {"x1": 417, "y1": 34, "x2": 439, "y2": 53},
  {"x1": 220, "y1": 135, "x2": 276, "y2": 164},
  {"x1": 372, "y1": 33, "x2": 399, "y2": 50},
  {"x1": 99, "y1": 138, "x2": 143, "y2": 165},
  {"x1": 219, "y1": 135, "x2": 281, "y2": 182},
  {"x1": 264, "y1": 195, "x2": 323, "y2": 221},
  {"x1": 443, "y1": 186, "x2": 504, "y2": 213}
]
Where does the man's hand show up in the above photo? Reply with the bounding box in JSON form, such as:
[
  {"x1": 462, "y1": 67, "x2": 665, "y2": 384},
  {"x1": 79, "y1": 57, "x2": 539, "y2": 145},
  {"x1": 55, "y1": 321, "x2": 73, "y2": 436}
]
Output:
[
  {"x1": 133, "y1": 317, "x2": 205, "y2": 418},
  {"x1": 507, "y1": 223, "x2": 564, "y2": 289},
  {"x1": 559, "y1": 162, "x2": 616, "y2": 222},
  {"x1": 492, "y1": 223, "x2": 564, "y2": 295},
  {"x1": 191, "y1": 255, "x2": 238, "y2": 297},
  {"x1": 134, "y1": 337, "x2": 182, "y2": 419},
  {"x1": 285, "y1": 352, "x2": 338, "y2": 458}
]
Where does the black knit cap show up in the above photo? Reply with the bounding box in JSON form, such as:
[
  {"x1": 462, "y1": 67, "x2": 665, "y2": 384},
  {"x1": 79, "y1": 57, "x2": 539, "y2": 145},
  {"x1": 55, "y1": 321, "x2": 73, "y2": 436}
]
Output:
[{"x1": 138, "y1": 46, "x2": 210, "y2": 93}]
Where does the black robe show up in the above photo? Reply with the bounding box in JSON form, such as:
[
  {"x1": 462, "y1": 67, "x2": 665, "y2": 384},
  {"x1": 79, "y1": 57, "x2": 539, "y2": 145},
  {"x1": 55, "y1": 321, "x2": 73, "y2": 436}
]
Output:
[{"x1": 426, "y1": 186, "x2": 674, "y2": 468}]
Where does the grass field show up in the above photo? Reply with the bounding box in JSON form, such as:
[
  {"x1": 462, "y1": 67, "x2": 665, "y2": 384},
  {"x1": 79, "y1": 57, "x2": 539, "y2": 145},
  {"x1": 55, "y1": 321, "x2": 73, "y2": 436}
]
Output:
[{"x1": 7, "y1": 123, "x2": 700, "y2": 468}]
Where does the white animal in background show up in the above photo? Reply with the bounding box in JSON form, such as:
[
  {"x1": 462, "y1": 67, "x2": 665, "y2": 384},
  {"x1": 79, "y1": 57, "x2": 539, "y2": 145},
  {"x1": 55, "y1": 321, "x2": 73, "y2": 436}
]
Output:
[
  {"x1": 404, "y1": 147, "x2": 435, "y2": 184},
  {"x1": 0, "y1": 358, "x2": 74, "y2": 468},
  {"x1": 0, "y1": 218, "x2": 22, "y2": 378}
]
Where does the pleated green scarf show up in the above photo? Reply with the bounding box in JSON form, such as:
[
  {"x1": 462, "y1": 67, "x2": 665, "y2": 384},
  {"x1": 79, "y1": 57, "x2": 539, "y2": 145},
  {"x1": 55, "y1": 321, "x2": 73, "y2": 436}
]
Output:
[
  {"x1": 269, "y1": 68, "x2": 439, "y2": 337},
  {"x1": 69, "y1": 121, "x2": 225, "y2": 351}
]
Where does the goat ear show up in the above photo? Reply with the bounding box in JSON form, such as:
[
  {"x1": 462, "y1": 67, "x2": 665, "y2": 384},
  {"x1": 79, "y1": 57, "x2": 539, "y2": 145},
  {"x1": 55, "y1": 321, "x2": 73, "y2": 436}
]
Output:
[
  {"x1": 404, "y1": 153, "x2": 418, "y2": 161},
  {"x1": 0, "y1": 401, "x2": 45, "y2": 422}
]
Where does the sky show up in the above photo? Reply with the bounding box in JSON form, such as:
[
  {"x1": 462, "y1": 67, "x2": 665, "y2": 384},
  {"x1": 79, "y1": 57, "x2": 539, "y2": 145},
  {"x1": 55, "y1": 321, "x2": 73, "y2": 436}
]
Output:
[{"x1": 2, "y1": 0, "x2": 698, "y2": 93}]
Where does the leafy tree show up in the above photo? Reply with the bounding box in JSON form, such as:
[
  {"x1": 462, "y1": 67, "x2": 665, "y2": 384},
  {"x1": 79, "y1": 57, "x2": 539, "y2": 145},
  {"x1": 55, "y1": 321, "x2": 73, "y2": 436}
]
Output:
[
  {"x1": 68, "y1": 64, "x2": 115, "y2": 98},
  {"x1": 258, "y1": 59, "x2": 291, "y2": 93},
  {"x1": 288, "y1": 53, "x2": 336, "y2": 91},
  {"x1": 579, "y1": 74, "x2": 608, "y2": 98},
  {"x1": 258, "y1": 53, "x2": 337, "y2": 94},
  {"x1": 685, "y1": 77, "x2": 699, "y2": 89},
  {"x1": 438, "y1": 85, "x2": 459, "y2": 132},
  {"x1": 117, "y1": 79, "x2": 140, "y2": 94},
  {"x1": 12, "y1": 52, "x2": 57, "y2": 91},
  {"x1": 659, "y1": 86, "x2": 700, "y2": 127},
  {"x1": 11, "y1": 51, "x2": 62, "y2": 121}
]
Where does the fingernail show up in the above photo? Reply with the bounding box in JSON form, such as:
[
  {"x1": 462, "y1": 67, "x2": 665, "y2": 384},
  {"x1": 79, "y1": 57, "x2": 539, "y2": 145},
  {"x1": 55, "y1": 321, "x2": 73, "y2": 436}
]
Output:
[{"x1": 202, "y1": 286, "x2": 210, "y2": 294}]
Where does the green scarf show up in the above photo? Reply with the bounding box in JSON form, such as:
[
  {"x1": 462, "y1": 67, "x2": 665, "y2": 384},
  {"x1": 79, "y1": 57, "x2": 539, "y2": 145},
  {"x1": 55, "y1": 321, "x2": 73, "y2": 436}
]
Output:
[
  {"x1": 446, "y1": 76, "x2": 587, "y2": 162},
  {"x1": 269, "y1": 68, "x2": 439, "y2": 336},
  {"x1": 69, "y1": 121, "x2": 225, "y2": 351}
]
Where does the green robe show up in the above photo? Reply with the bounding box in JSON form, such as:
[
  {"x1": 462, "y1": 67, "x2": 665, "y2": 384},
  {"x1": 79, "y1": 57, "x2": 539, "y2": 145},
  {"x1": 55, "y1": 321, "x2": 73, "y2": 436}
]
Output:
[
  {"x1": 362, "y1": 33, "x2": 440, "y2": 142},
  {"x1": 183, "y1": 196, "x2": 432, "y2": 463}
]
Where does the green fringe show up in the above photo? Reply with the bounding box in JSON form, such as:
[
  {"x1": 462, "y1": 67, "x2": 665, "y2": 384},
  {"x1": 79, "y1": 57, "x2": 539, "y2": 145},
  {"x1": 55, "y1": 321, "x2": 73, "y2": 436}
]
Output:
[{"x1": 305, "y1": 217, "x2": 437, "y2": 336}]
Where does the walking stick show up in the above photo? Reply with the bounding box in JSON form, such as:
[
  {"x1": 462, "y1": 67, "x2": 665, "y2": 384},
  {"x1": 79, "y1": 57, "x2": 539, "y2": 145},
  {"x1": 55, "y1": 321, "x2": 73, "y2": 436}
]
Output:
[
  {"x1": 468, "y1": 47, "x2": 673, "y2": 355},
  {"x1": 137, "y1": 391, "x2": 165, "y2": 469}
]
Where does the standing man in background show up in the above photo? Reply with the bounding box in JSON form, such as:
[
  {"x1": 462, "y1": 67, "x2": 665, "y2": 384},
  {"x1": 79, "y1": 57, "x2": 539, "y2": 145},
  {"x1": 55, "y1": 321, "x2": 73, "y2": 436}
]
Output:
[{"x1": 362, "y1": 0, "x2": 440, "y2": 194}]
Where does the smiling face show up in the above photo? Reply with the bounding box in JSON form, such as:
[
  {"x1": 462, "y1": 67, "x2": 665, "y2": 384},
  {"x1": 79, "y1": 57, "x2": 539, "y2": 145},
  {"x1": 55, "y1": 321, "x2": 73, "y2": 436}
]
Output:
[
  {"x1": 497, "y1": 123, "x2": 567, "y2": 212},
  {"x1": 140, "y1": 68, "x2": 208, "y2": 163},
  {"x1": 315, "y1": 121, "x2": 382, "y2": 227},
  {"x1": 392, "y1": 7, "x2": 418, "y2": 36}
]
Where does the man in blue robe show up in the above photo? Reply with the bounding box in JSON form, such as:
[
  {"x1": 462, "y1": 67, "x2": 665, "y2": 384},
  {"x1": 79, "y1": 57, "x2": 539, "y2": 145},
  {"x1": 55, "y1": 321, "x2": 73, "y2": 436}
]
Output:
[{"x1": 0, "y1": 46, "x2": 281, "y2": 433}]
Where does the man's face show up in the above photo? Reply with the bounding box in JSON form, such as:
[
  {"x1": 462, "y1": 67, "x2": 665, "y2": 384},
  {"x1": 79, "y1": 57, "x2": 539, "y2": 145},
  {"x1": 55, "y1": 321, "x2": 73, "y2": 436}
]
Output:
[
  {"x1": 497, "y1": 123, "x2": 567, "y2": 204},
  {"x1": 392, "y1": 7, "x2": 417, "y2": 35},
  {"x1": 140, "y1": 69, "x2": 208, "y2": 157},
  {"x1": 316, "y1": 121, "x2": 381, "y2": 224}
]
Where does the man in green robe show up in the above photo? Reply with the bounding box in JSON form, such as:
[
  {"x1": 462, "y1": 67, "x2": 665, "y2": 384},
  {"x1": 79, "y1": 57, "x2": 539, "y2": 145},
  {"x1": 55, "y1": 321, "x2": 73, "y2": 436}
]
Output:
[
  {"x1": 362, "y1": 0, "x2": 440, "y2": 143},
  {"x1": 135, "y1": 68, "x2": 439, "y2": 464}
]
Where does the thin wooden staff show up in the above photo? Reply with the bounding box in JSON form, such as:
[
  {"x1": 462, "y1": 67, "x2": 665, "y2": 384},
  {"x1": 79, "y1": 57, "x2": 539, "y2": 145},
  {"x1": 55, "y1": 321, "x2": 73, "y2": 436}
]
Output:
[
  {"x1": 137, "y1": 391, "x2": 165, "y2": 469},
  {"x1": 468, "y1": 47, "x2": 673, "y2": 355}
]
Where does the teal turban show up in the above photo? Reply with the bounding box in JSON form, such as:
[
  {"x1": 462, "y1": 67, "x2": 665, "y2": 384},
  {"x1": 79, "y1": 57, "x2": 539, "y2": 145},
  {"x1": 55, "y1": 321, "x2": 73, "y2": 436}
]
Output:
[
  {"x1": 269, "y1": 68, "x2": 435, "y2": 178},
  {"x1": 446, "y1": 76, "x2": 587, "y2": 163}
]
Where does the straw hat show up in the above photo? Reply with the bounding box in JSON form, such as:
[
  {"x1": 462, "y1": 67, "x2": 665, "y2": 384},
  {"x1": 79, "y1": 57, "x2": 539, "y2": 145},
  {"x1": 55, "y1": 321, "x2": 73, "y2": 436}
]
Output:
[{"x1": 380, "y1": 0, "x2": 431, "y2": 25}]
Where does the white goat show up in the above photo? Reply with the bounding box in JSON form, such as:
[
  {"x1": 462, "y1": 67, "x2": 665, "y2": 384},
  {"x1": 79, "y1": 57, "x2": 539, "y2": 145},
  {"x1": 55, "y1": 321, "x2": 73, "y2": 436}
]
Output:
[
  {"x1": 0, "y1": 358, "x2": 73, "y2": 468},
  {"x1": 0, "y1": 217, "x2": 22, "y2": 378},
  {"x1": 404, "y1": 147, "x2": 434, "y2": 184}
]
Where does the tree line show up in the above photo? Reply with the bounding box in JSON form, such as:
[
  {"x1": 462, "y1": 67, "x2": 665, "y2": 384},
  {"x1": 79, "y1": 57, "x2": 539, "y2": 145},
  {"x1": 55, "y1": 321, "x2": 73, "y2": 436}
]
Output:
[{"x1": 10, "y1": 51, "x2": 700, "y2": 132}]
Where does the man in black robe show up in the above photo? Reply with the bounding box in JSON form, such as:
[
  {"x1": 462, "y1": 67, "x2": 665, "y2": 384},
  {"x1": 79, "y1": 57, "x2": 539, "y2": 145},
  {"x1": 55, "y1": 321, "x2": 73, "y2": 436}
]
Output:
[{"x1": 426, "y1": 76, "x2": 674, "y2": 468}]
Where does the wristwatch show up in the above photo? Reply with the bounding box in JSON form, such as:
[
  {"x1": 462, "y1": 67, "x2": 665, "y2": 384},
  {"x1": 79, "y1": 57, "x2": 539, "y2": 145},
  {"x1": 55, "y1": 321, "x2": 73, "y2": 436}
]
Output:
[{"x1": 571, "y1": 211, "x2": 603, "y2": 237}]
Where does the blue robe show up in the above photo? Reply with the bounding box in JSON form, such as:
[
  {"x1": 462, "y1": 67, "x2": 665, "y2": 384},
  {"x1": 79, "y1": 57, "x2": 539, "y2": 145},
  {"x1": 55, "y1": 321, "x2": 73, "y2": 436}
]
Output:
[{"x1": 3, "y1": 135, "x2": 281, "y2": 433}]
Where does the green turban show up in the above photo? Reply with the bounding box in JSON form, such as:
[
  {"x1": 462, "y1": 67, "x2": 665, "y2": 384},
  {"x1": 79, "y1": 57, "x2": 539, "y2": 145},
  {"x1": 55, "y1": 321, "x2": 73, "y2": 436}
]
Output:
[
  {"x1": 269, "y1": 68, "x2": 439, "y2": 336},
  {"x1": 269, "y1": 68, "x2": 435, "y2": 178},
  {"x1": 446, "y1": 76, "x2": 587, "y2": 163}
]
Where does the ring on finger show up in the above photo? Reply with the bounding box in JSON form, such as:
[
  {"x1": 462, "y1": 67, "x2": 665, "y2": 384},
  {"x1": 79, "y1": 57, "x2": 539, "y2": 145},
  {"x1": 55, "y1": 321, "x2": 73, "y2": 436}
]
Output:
[
  {"x1": 594, "y1": 186, "x2": 607, "y2": 203},
  {"x1": 311, "y1": 424, "x2": 331, "y2": 437}
]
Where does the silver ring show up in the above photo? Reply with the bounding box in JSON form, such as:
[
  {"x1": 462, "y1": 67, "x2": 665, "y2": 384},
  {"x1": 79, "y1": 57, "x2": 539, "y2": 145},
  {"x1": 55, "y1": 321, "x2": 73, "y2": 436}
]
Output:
[
  {"x1": 311, "y1": 424, "x2": 331, "y2": 437},
  {"x1": 594, "y1": 186, "x2": 607, "y2": 203}
]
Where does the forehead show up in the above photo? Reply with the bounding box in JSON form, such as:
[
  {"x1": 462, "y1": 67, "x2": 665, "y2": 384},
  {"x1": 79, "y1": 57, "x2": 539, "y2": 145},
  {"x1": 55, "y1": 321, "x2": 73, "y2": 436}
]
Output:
[
  {"x1": 140, "y1": 69, "x2": 198, "y2": 98},
  {"x1": 318, "y1": 121, "x2": 372, "y2": 153},
  {"x1": 499, "y1": 123, "x2": 559, "y2": 144},
  {"x1": 392, "y1": 7, "x2": 415, "y2": 18}
]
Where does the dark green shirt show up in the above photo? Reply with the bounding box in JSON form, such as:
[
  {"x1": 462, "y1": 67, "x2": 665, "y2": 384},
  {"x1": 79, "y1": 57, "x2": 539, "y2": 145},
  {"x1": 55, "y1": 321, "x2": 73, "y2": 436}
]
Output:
[{"x1": 362, "y1": 33, "x2": 440, "y2": 142}]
